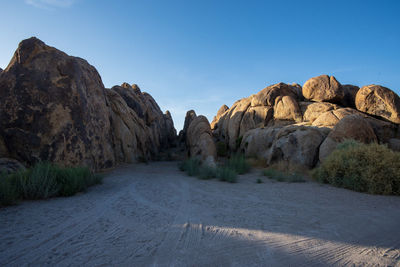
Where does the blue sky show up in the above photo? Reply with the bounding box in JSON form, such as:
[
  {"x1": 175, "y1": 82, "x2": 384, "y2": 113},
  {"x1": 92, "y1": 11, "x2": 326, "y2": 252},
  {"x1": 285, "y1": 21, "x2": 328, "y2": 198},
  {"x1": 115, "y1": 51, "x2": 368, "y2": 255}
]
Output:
[{"x1": 1, "y1": 0, "x2": 399, "y2": 130}]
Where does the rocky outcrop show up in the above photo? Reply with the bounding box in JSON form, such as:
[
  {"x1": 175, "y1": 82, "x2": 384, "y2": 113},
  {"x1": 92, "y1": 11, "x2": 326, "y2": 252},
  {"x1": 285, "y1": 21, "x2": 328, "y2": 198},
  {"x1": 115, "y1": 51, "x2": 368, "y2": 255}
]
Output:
[
  {"x1": 0, "y1": 37, "x2": 176, "y2": 170},
  {"x1": 213, "y1": 75, "x2": 400, "y2": 168},
  {"x1": 312, "y1": 108, "x2": 359, "y2": 127},
  {"x1": 273, "y1": 95, "x2": 302, "y2": 122},
  {"x1": 186, "y1": 115, "x2": 216, "y2": 166},
  {"x1": 355, "y1": 85, "x2": 400, "y2": 124},
  {"x1": 0, "y1": 37, "x2": 115, "y2": 170},
  {"x1": 211, "y1": 104, "x2": 229, "y2": 129},
  {"x1": 267, "y1": 125, "x2": 329, "y2": 168},
  {"x1": 179, "y1": 110, "x2": 197, "y2": 143},
  {"x1": 319, "y1": 114, "x2": 377, "y2": 161},
  {"x1": 302, "y1": 75, "x2": 344, "y2": 103},
  {"x1": 251, "y1": 82, "x2": 302, "y2": 107}
]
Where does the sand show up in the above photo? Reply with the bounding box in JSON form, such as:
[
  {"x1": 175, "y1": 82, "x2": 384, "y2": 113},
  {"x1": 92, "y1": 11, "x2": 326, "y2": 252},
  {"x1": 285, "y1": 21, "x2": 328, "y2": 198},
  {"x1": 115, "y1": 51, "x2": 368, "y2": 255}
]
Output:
[{"x1": 0, "y1": 161, "x2": 399, "y2": 266}]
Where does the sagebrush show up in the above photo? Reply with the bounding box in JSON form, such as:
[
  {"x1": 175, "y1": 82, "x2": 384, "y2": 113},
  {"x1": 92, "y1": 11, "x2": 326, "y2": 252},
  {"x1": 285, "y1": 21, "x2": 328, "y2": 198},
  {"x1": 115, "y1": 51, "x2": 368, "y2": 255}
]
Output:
[{"x1": 312, "y1": 140, "x2": 400, "y2": 195}]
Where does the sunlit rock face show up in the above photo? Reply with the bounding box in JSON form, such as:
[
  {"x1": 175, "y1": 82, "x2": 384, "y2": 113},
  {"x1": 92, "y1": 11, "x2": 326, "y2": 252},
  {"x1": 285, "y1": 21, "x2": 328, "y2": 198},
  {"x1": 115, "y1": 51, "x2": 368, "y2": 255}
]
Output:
[
  {"x1": 213, "y1": 74, "x2": 400, "y2": 168},
  {"x1": 0, "y1": 37, "x2": 176, "y2": 170},
  {"x1": 355, "y1": 84, "x2": 400, "y2": 124}
]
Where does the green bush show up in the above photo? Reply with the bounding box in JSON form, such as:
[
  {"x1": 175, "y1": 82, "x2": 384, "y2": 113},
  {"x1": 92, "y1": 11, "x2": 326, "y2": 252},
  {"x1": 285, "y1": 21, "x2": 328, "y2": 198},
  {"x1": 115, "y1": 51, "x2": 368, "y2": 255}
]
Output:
[
  {"x1": 312, "y1": 140, "x2": 400, "y2": 195},
  {"x1": 0, "y1": 162, "x2": 102, "y2": 206},
  {"x1": 17, "y1": 162, "x2": 59, "y2": 199},
  {"x1": 198, "y1": 166, "x2": 217, "y2": 180},
  {"x1": 178, "y1": 158, "x2": 202, "y2": 176},
  {"x1": 216, "y1": 141, "x2": 228, "y2": 157},
  {"x1": 226, "y1": 153, "x2": 250, "y2": 174},
  {"x1": 216, "y1": 166, "x2": 237, "y2": 183},
  {"x1": 0, "y1": 172, "x2": 19, "y2": 206},
  {"x1": 56, "y1": 166, "x2": 102, "y2": 197},
  {"x1": 263, "y1": 168, "x2": 305, "y2": 183}
]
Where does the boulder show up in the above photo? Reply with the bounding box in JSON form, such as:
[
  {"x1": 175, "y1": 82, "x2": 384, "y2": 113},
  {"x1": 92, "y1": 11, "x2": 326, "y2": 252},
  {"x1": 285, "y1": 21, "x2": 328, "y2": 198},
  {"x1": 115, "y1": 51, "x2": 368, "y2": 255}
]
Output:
[
  {"x1": 251, "y1": 82, "x2": 301, "y2": 107},
  {"x1": 302, "y1": 75, "x2": 344, "y2": 103},
  {"x1": 319, "y1": 114, "x2": 378, "y2": 161},
  {"x1": 312, "y1": 108, "x2": 359, "y2": 127},
  {"x1": 186, "y1": 115, "x2": 216, "y2": 166},
  {"x1": 301, "y1": 102, "x2": 338, "y2": 123},
  {"x1": 179, "y1": 110, "x2": 197, "y2": 143},
  {"x1": 340, "y1": 84, "x2": 359, "y2": 108},
  {"x1": 240, "y1": 127, "x2": 282, "y2": 159},
  {"x1": 239, "y1": 106, "x2": 273, "y2": 137},
  {"x1": 355, "y1": 85, "x2": 400, "y2": 124},
  {"x1": 0, "y1": 37, "x2": 115, "y2": 170},
  {"x1": 224, "y1": 97, "x2": 251, "y2": 150},
  {"x1": 273, "y1": 95, "x2": 302, "y2": 122},
  {"x1": 211, "y1": 104, "x2": 229, "y2": 129},
  {"x1": 266, "y1": 124, "x2": 330, "y2": 168},
  {"x1": 106, "y1": 89, "x2": 152, "y2": 162},
  {"x1": 0, "y1": 37, "x2": 177, "y2": 170},
  {"x1": 0, "y1": 158, "x2": 26, "y2": 174}
]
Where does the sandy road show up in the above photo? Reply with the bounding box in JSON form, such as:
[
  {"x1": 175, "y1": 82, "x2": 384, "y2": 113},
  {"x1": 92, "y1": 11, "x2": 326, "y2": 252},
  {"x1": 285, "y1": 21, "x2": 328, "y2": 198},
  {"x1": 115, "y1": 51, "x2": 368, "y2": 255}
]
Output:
[{"x1": 0, "y1": 161, "x2": 399, "y2": 266}]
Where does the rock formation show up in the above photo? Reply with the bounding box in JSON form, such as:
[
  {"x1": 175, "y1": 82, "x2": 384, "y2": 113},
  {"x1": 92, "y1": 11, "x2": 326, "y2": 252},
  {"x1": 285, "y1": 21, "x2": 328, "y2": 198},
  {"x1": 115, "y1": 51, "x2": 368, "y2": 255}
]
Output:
[
  {"x1": 355, "y1": 85, "x2": 400, "y2": 124},
  {"x1": 302, "y1": 75, "x2": 344, "y2": 103},
  {"x1": 213, "y1": 74, "x2": 400, "y2": 168},
  {"x1": 0, "y1": 37, "x2": 176, "y2": 170},
  {"x1": 186, "y1": 114, "x2": 216, "y2": 166}
]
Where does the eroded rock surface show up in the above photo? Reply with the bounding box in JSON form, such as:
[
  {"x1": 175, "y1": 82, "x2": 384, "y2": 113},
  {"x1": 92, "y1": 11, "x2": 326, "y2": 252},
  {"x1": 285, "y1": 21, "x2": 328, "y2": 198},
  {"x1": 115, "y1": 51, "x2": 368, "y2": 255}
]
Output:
[
  {"x1": 0, "y1": 37, "x2": 176, "y2": 170},
  {"x1": 302, "y1": 75, "x2": 344, "y2": 103},
  {"x1": 355, "y1": 85, "x2": 400, "y2": 124}
]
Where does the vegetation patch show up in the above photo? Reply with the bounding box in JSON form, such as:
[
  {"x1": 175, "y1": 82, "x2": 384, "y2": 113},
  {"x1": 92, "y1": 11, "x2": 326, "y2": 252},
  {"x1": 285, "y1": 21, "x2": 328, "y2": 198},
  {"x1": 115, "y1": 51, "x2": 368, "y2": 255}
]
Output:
[
  {"x1": 179, "y1": 153, "x2": 250, "y2": 183},
  {"x1": 262, "y1": 161, "x2": 307, "y2": 183},
  {"x1": 0, "y1": 162, "x2": 102, "y2": 207},
  {"x1": 312, "y1": 140, "x2": 400, "y2": 195}
]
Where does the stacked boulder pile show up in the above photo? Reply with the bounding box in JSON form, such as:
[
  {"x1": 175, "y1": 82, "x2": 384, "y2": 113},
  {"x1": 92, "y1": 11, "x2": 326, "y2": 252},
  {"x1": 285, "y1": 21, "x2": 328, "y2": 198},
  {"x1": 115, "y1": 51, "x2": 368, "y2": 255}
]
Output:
[
  {"x1": 0, "y1": 37, "x2": 176, "y2": 171},
  {"x1": 212, "y1": 75, "x2": 400, "y2": 168}
]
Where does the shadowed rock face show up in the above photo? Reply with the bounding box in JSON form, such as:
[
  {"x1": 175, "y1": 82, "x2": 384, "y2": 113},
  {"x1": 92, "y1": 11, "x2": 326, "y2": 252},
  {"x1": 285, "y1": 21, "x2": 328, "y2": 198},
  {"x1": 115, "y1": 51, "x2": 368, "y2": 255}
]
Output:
[{"x1": 0, "y1": 37, "x2": 177, "y2": 170}]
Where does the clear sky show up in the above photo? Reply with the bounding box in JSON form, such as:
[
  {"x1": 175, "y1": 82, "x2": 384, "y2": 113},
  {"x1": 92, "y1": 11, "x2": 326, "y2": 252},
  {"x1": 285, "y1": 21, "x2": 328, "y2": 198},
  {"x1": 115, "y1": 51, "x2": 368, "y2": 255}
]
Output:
[{"x1": 1, "y1": 0, "x2": 400, "y2": 130}]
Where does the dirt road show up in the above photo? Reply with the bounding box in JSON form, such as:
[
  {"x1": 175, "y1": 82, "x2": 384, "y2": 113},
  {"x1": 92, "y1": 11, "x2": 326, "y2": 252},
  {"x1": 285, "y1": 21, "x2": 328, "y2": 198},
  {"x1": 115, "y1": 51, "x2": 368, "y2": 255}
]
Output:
[{"x1": 1, "y1": 161, "x2": 399, "y2": 266}]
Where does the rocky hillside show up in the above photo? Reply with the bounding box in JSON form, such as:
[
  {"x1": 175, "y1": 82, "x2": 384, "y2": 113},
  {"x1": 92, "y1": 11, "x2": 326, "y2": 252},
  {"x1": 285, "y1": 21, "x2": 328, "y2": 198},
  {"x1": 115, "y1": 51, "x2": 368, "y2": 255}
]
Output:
[
  {"x1": 212, "y1": 75, "x2": 400, "y2": 168},
  {"x1": 0, "y1": 37, "x2": 176, "y2": 171}
]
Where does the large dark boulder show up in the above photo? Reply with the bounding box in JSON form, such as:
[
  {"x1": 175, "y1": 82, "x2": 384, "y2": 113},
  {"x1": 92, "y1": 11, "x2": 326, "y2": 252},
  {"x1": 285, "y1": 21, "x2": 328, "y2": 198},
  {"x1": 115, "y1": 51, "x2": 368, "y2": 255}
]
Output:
[{"x1": 0, "y1": 37, "x2": 115, "y2": 170}]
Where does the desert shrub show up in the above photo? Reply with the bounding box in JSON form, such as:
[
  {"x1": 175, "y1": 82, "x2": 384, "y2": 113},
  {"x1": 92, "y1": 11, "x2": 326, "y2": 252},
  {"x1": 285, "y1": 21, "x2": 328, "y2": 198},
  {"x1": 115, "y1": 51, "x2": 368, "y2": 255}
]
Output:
[
  {"x1": 198, "y1": 166, "x2": 217, "y2": 180},
  {"x1": 226, "y1": 153, "x2": 250, "y2": 174},
  {"x1": 216, "y1": 141, "x2": 228, "y2": 157},
  {"x1": 56, "y1": 166, "x2": 102, "y2": 197},
  {"x1": 312, "y1": 140, "x2": 400, "y2": 195},
  {"x1": 216, "y1": 166, "x2": 237, "y2": 183},
  {"x1": 179, "y1": 153, "x2": 250, "y2": 183},
  {"x1": 263, "y1": 161, "x2": 307, "y2": 183},
  {"x1": 178, "y1": 158, "x2": 202, "y2": 176},
  {"x1": 0, "y1": 171, "x2": 19, "y2": 206},
  {"x1": 17, "y1": 162, "x2": 60, "y2": 199},
  {"x1": 263, "y1": 168, "x2": 306, "y2": 183},
  {"x1": 0, "y1": 162, "x2": 102, "y2": 206}
]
